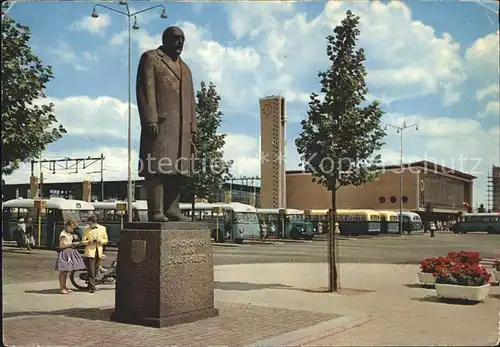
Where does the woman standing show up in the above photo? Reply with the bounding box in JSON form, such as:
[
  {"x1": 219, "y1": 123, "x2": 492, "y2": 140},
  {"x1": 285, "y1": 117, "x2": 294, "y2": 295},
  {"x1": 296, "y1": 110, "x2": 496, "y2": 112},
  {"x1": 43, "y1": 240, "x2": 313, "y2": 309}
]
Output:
[{"x1": 55, "y1": 220, "x2": 86, "y2": 294}]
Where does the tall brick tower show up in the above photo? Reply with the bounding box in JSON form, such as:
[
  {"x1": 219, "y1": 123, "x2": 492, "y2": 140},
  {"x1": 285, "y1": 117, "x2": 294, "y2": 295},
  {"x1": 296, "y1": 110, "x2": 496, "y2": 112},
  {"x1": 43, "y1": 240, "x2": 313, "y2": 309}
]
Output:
[{"x1": 259, "y1": 95, "x2": 286, "y2": 209}]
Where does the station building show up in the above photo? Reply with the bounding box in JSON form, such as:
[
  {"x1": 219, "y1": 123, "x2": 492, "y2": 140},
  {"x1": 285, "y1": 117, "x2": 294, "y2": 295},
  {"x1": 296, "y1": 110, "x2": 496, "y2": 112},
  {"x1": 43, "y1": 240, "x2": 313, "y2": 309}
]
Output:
[{"x1": 286, "y1": 160, "x2": 476, "y2": 218}]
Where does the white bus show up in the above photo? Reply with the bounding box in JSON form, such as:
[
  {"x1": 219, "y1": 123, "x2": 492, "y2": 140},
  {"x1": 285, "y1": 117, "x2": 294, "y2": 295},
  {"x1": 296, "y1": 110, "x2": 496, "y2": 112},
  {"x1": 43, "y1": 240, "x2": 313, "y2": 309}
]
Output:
[
  {"x1": 256, "y1": 208, "x2": 315, "y2": 240},
  {"x1": 2, "y1": 198, "x2": 94, "y2": 249},
  {"x1": 91, "y1": 200, "x2": 261, "y2": 244},
  {"x1": 180, "y1": 202, "x2": 261, "y2": 243},
  {"x1": 451, "y1": 212, "x2": 500, "y2": 234},
  {"x1": 398, "y1": 211, "x2": 422, "y2": 233}
]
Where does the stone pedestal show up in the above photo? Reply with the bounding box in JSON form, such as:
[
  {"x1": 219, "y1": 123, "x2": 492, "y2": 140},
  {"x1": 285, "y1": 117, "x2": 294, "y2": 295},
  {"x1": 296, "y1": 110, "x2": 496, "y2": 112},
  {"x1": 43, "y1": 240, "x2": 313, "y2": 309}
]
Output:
[{"x1": 110, "y1": 222, "x2": 219, "y2": 328}]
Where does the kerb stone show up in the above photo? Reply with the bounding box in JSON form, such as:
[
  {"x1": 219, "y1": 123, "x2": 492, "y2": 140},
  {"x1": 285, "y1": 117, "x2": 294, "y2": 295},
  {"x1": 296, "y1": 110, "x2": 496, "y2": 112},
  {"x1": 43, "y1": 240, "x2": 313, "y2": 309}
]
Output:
[{"x1": 110, "y1": 222, "x2": 219, "y2": 328}]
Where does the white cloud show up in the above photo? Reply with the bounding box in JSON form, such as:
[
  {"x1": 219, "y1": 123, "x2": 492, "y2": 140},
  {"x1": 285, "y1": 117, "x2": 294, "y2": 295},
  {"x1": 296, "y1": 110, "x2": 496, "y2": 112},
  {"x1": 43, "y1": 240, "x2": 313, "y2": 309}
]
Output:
[
  {"x1": 49, "y1": 43, "x2": 99, "y2": 71},
  {"x1": 33, "y1": 96, "x2": 139, "y2": 141},
  {"x1": 465, "y1": 31, "x2": 499, "y2": 83},
  {"x1": 5, "y1": 146, "x2": 138, "y2": 185},
  {"x1": 476, "y1": 83, "x2": 499, "y2": 102},
  {"x1": 465, "y1": 32, "x2": 499, "y2": 118},
  {"x1": 83, "y1": 51, "x2": 99, "y2": 62},
  {"x1": 104, "y1": 1, "x2": 467, "y2": 114},
  {"x1": 70, "y1": 14, "x2": 111, "y2": 35},
  {"x1": 227, "y1": 0, "x2": 466, "y2": 106},
  {"x1": 480, "y1": 100, "x2": 500, "y2": 118},
  {"x1": 381, "y1": 113, "x2": 499, "y2": 205},
  {"x1": 223, "y1": 134, "x2": 260, "y2": 177},
  {"x1": 5, "y1": 96, "x2": 261, "y2": 184}
]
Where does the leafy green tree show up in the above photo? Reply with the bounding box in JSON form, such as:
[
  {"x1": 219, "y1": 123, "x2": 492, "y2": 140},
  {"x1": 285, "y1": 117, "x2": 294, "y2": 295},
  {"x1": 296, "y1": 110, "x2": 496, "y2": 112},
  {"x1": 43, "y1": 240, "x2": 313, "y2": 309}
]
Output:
[
  {"x1": 295, "y1": 10, "x2": 386, "y2": 292},
  {"x1": 187, "y1": 81, "x2": 233, "y2": 224},
  {"x1": 1, "y1": 15, "x2": 66, "y2": 175}
]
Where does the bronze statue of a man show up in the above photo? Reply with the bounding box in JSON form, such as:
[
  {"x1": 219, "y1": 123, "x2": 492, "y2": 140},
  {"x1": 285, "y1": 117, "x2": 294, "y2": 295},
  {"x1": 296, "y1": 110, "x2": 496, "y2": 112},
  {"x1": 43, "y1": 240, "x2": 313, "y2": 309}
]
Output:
[{"x1": 136, "y1": 26, "x2": 196, "y2": 222}]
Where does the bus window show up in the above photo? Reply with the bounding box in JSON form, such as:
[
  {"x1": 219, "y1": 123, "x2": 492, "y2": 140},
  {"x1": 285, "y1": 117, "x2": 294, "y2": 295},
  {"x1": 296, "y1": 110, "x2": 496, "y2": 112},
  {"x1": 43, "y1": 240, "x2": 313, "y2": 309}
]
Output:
[
  {"x1": 61, "y1": 209, "x2": 90, "y2": 222},
  {"x1": 234, "y1": 212, "x2": 258, "y2": 223},
  {"x1": 104, "y1": 210, "x2": 116, "y2": 221},
  {"x1": 18, "y1": 208, "x2": 33, "y2": 220}
]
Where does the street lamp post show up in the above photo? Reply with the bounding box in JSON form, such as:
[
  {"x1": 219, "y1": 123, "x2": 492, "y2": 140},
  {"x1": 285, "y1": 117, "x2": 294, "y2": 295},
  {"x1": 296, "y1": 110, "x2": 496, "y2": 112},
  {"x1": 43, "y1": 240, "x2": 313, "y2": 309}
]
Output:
[
  {"x1": 385, "y1": 122, "x2": 419, "y2": 234},
  {"x1": 91, "y1": 1, "x2": 167, "y2": 219}
]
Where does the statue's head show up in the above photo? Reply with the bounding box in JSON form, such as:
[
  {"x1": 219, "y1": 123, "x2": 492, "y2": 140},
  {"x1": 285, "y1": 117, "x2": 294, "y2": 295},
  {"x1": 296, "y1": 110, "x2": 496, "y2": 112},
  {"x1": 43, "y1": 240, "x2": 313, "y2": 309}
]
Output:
[{"x1": 162, "y1": 26, "x2": 185, "y2": 58}]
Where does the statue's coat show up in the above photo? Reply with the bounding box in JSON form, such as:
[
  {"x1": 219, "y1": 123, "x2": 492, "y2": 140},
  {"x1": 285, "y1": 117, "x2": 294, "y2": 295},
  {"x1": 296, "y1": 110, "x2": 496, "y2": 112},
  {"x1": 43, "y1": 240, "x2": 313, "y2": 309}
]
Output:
[{"x1": 136, "y1": 47, "x2": 197, "y2": 177}]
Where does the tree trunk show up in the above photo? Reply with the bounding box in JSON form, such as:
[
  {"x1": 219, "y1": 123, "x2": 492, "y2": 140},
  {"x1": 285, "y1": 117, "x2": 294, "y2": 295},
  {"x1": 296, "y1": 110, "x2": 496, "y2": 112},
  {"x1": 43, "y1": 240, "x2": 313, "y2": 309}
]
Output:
[{"x1": 328, "y1": 182, "x2": 339, "y2": 292}]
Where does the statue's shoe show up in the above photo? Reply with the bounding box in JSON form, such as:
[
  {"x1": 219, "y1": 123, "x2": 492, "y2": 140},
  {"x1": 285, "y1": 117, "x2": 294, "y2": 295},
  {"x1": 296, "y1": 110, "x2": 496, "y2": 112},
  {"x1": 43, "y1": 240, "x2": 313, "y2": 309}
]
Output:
[
  {"x1": 150, "y1": 213, "x2": 169, "y2": 222},
  {"x1": 165, "y1": 212, "x2": 191, "y2": 222}
]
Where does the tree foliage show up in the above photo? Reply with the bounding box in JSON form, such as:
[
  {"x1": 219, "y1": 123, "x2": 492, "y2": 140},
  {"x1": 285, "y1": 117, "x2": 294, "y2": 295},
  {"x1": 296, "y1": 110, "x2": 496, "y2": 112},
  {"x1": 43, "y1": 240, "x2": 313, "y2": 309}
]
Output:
[
  {"x1": 186, "y1": 81, "x2": 233, "y2": 202},
  {"x1": 1, "y1": 15, "x2": 66, "y2": 175},
  {"x1": 295, "y1": 10, "x2": 386, "y2": 194},
  {"x1": 295, "y1": 11, "x2": 386, "y2": 292}
]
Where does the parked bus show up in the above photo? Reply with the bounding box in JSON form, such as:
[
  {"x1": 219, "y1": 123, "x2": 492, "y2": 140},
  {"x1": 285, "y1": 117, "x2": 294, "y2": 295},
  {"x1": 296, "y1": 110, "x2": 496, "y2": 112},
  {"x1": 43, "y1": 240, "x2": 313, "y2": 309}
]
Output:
[
  {"x1": 379, "y1": 210, "x2": 400, "y2": 234},
  {"x1": 450, "y1": 212, "x2": 500, "y2": 234},
  {"x1": 398, "y1": 211, "x2": 422, "y2": 233},
  {"x1": 304, "y1": 209, "x2": 329, "y2": 234},
  {"x1": 180, "y1": 202, "x2": 261, "y2": 243},
  {"x1": 337, "y1": 209, "x2": 381, "y2": 236},
  {"x1": 91, "y1": 201, "x2": 260, "y2": 244},
  {"x1": 2, "y1": 198, "x2": 94, "y2": 249},
  {"x1": 91, "y1": 200, "x2": 148, "y2": 245},
  {"x1": 256, "y1": 208, "x2": 315, "y2": 240}
]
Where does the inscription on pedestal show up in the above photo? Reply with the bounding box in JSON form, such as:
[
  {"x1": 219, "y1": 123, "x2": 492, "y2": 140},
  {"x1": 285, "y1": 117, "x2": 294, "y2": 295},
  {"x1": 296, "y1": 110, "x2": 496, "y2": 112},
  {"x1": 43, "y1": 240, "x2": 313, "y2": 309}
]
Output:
[
  {"x1": 167, "y1": 239, "x2": 209, "y2": 265},
  {"x1": 131, "y1": 240, "x2": 147, "y2": 264}
]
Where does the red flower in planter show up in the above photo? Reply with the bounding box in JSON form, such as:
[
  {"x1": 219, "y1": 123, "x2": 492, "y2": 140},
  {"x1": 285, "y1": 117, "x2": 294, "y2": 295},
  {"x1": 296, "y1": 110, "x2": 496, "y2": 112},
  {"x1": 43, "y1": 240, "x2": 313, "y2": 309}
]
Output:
[
  {"x1": 420, "y1": 257, "x2": 441, "y2": 273},
  {"x1": 447, "y1": 251, "x2": 481, "y2": 265},
  {"x1": 424, "y1": 250, "x2": 490, "y2": 286}
]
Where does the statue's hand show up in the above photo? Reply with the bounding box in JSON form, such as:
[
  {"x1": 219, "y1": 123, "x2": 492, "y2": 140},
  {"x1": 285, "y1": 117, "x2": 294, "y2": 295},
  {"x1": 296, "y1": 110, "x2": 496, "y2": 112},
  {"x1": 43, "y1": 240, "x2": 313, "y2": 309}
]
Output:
[{"x1": 148, "y1": 122, "x2": 159, "y2": 136}]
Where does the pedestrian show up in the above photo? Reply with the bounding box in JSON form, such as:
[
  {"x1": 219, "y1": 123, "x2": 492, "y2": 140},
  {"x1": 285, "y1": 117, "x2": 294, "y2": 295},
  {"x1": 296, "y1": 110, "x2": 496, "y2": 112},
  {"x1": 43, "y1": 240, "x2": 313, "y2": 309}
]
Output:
[
  {"x1": 83, "y1": 214, "x2": 109, "y2": 293},
  {"x1": 15, "y1": 218, "x2": 26, "y2": 250},
  {"x1": 260, "y1": 222, "x2": 267, "y2": 239},
  {"x1": 25, "y1": 218, "x2": 35, "y2": 251},
  {"x1": 55, "y1": 220, "x2": 86, "y2": 294},
  {"x1": 430, "y1": 224, "x2": 435, "y2": 238}
]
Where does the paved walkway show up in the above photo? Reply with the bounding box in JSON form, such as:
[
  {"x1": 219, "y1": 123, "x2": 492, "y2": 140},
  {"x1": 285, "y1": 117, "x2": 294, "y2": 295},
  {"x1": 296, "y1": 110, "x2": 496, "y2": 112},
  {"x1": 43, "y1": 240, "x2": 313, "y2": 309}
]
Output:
[{"x1": 3, "y1": 263, "x2": 500, "y2": 346}]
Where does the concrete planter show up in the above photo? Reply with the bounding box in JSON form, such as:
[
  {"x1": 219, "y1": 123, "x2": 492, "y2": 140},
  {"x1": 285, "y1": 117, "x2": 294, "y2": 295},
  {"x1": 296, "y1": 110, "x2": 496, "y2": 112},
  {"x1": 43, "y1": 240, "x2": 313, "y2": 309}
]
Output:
[
  {"x1": 435, "y1": 283, "x2": 490, "y2": 302},
  {"x1": 417, "y1": 272, "x2": 435, "y2": 286}
]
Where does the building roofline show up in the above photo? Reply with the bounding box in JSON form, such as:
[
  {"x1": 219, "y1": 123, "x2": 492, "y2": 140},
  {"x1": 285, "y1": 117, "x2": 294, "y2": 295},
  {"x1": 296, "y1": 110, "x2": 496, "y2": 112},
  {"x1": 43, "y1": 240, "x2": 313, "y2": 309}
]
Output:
[
  {"x1": 286, "y1": 160, "x2": 477, "y2": 180},
  {"x1": 259, "y1": 95, "x2": 284, "y2": 101}
]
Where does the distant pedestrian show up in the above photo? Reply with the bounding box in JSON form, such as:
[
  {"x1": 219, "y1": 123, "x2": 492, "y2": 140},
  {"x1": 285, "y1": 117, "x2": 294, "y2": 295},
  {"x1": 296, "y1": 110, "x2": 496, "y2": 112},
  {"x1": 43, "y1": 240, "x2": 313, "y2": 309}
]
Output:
[
  {"x1": 260, "y1": 222, "x2": 267, "y2": 239},
  {"x1": 55, "y1": 220, "x2": 86, "y2": 294},
  {"x1": 430, "y1": 227, "x2": 435, "y2": 238},
  {"x1": 24, "y1": 218, "x2": 35, "y2": 251},
  {"x1": 15, "y1": 218, "x2": 26, "y2": 250}
]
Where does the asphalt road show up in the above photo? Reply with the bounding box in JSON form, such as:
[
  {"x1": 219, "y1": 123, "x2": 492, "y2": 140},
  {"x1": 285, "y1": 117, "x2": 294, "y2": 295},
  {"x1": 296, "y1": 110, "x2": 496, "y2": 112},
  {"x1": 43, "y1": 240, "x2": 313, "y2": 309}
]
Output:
[{"x1": 2, "y1": 231, "x2": 498, "y2": 284}]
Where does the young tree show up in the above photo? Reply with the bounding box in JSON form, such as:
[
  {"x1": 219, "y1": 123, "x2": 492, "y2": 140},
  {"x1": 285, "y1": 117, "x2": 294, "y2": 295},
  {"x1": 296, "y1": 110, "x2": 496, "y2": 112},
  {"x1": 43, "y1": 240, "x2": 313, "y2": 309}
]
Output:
[
  {"x1": 187, "y1": 81, "x2": 233, "y2": 227},
  {"x1": 295, "y1": 10, "x2": 386, "y2": 292},
  {"x1": 1, "y1": 15, "x2": 66, "y2": 175}
]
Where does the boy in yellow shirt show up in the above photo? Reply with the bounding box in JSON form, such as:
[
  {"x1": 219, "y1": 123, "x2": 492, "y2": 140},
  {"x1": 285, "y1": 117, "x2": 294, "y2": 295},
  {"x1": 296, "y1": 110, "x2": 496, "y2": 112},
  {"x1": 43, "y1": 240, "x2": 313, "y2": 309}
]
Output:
[{"x1": 82, "y1": 214, "x2": 109, "y2": 293}]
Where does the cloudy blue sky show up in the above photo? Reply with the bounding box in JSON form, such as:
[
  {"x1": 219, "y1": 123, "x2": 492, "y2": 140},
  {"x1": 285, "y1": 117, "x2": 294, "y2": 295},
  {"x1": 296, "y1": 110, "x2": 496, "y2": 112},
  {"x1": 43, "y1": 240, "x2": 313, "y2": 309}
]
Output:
[{"x1": 5, "y1": 0, "x2": 499, "y2": 207}]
